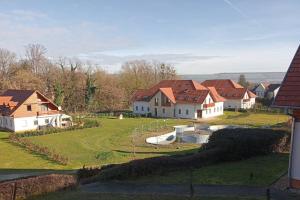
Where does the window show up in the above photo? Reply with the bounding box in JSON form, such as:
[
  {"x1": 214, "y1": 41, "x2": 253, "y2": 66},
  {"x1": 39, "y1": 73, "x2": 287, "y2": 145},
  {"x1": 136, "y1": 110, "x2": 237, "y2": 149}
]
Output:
[
  {"x1": 163, "y1": 108, "x2": 165, "y2": 114},
  {"x1": 147, "y1": 107, "x2": 150, "y2": 112},
  {"x1": 27, "y1": 105, "x2": 32, "y2": 111},
  {"x1": 214, "y1": 108, "x2": 216, "y2": 112},
  {"x1": 34, "y1": 120, "x2": 38, "y2": 125},
  {"x1": 179, "y1": 109, "x2": 181, "y2": 114},
  {"x1": 45, "y1": 119, "x2": 49, "y2": 124},
  {"x1": 40, "y1": 104, "x2": 48, "y2": 112},
  {"x1": 136, "y1": 106, "x2": 138, "y2": 111},
  {"x1": 142, "y1": 106, "x2": 144, "y2": 111},
  {"x1": 186, "y1": 109, "x2": 189, "y2": 115}
]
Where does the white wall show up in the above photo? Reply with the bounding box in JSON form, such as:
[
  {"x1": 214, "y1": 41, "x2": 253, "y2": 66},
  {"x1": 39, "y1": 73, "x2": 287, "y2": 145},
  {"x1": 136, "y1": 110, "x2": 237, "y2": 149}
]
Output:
[
  {"x1": 133, "y1": 101, "x2": 150, "y2": 115},
  {"x1": 201, "y1": 102, "x2": 224, "y2": 118},
  {"x1": 290, "y1": 121, "x2": 300, "y2": 184},
  {"x1": 13, "y1": 114, "x2": 61, "y2": 132},
  {"x1": 174, "y1": 104, "x2": 197, "y2": 119}
]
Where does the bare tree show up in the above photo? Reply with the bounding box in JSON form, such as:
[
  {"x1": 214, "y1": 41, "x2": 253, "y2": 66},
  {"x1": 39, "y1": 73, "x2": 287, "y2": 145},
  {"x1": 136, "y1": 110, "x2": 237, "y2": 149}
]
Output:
[{"x1": 25, "y1": 43, "x2": 47, "y2": 74}]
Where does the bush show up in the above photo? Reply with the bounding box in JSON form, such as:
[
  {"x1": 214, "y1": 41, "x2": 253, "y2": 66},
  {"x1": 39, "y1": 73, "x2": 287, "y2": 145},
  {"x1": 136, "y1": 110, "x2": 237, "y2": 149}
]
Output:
[
  {"x1": 9, "y1": 134, "x2": 69, "y2": 165},
  {"x1": 202, "y1": 128, "x2": 290, "y2": 161},
  {"x1": 81, "y1": 148, "x2": 222, "y2": 183},
  {"x1": 17, "y1": 119, "x2": 101, "y2": 138},
  {"x1": 80, "y1": 128, "x2": 290, "y2": 183}
]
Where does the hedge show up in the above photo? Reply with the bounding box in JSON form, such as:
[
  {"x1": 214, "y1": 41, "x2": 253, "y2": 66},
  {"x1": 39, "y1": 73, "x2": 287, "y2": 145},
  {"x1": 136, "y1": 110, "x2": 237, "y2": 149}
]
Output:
[
  {"x1": 79, "y1": 128, "x2": 290, "y2": 182},
  {"x1": 17, "y1": 118, "x2": 101, "y2": 138},
  {"x1": 9, "y1": 134, "x2": 69, "y2": 165},
  {"x1": 202, "y1": 128, "x2": 290, "y2": 161},
  {"x1": 0, "y1": 174, "x2": 77, "y2": 200}
]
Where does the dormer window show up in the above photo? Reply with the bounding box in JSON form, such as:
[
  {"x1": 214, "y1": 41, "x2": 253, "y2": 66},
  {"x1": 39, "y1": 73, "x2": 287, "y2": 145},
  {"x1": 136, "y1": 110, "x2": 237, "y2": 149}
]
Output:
[{"x1": 27, "y1": 105, "x2": 32, "y2": 111}]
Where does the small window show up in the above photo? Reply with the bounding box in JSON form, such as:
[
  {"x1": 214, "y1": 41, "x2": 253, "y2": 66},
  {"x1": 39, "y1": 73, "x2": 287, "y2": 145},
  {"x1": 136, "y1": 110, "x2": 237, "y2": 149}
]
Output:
[
  {"x1": 142, "y1": 106, "x2": 144, "y2": 111},
  {"x1": 27, "y1": 105, "x2": 32, "y2": 111},
  {"x1": 45, "y1": 119, "x2": 49, "y2": 124},
  {"x1": 147, "y1": 107, "x2": 150, "y2": 112},
  {"x1": 136, "y1": 106, "x2": 138, "y2": 111},
  {"x1": 179, "y1": 109, "x2": 181, "y2": 114},
  {"x1": 186, "y1": 109, "x2": 189, "y2": 115},
  {"x1": 163, "y1": 108, "x2": 165, "y2": 114},
  {"x1": 34, "y1": 120, "x2": 38, "y2": 125}
]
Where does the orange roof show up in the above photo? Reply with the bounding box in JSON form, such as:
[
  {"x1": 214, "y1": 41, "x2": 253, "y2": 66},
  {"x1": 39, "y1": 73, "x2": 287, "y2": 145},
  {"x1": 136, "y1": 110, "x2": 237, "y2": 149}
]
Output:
[
  {"x1": 202, "y1": 79, "x2": 255, "y2": 99},
  {"x1": 207, "y1": 87, "x2": 226, "y2": 102},
  {"x1": 132, "y1": 80, "x2": 225, "y2": 104},
  {"x1": 274, "y1": 45, "x2": 300, "y2": 108},
  {"x1": 202, "y1": 79, "x2": 244, "y2": 89},
  {"x1": 159, "y1": 88, "x2": 176, "y2": 103}
]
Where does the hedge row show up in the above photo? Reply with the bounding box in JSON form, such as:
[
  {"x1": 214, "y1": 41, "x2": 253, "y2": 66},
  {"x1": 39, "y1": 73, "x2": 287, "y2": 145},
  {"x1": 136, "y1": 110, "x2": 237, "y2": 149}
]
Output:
[
  {"x1": 9, "y1": 134, "x2": 69, "y2": 165},
  {"x1": 0, "y1": 174, "x2": 77, "y2": 200},
  {"x1": 79, "y1": 128, "x2": 290, "y2": 182},
  {"x1": 202, "y1": 128, "x2": 290, "y2": 161},
  {"x1": 17, "y1": 119, "x2": 101, "y2": 138}
]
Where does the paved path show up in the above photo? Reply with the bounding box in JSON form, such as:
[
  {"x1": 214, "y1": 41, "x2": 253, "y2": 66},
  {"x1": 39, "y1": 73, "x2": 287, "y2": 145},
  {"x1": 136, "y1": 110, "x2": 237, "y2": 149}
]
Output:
[{"x1": 81, "y1": 182, "x2": 300, "y2": 200}]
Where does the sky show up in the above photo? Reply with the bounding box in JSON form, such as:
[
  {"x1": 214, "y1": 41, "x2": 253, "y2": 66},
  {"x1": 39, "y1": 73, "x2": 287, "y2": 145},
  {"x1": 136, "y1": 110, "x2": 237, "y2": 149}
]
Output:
[{"x1": 0, "y1": 0, "x2": 300, "y2": 74}]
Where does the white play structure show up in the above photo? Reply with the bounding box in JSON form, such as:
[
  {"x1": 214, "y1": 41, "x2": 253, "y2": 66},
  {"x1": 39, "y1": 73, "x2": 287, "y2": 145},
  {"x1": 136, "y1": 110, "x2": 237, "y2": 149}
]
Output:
[{"x1": 146, "y1": 124, "x2": 245, "y2": 145}]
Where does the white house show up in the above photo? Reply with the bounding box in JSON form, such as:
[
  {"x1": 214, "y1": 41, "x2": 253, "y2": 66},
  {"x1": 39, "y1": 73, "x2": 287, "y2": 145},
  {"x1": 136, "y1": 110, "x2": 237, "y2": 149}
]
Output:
[
  {"x1": 202, "y1": 79, "x2": 256, "y2": 109},
  {"x1": 254, "y1": 83, "x2": 281, "y2": 99},
  {"x1": 0, "y1": 90, "x2": 72, "y2": 132},
  {"x1": 132, "y1": 80, "x2": 225, "y2": 119}
]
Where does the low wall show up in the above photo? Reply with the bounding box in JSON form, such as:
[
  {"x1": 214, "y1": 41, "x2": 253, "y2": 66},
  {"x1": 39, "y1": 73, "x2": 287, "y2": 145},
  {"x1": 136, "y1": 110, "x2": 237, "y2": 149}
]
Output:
[
  {"x1": 0, "y1": 174, "x2": 77, "y2": 200},
  {"x1": 146, "y1": 131, "x2": 176, "y2": 145}
]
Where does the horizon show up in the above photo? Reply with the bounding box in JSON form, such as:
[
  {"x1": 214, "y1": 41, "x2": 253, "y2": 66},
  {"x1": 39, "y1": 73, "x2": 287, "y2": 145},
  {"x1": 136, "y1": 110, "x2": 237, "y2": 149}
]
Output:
[{"x1": 1, "y1": 0, "x2": 300, "y2": 74}]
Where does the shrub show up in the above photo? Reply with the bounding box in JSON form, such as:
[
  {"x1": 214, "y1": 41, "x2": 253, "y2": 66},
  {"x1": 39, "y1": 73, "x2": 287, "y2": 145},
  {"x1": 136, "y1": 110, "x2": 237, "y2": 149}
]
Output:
[
  {"x1": 80, "y1": 128, "x2": 290, "y2": 183},
  {"x1": 9, "y1": 134, "x2": 69, "y2": 165},
  {"x1": 17, "y1": 119, "x2": 101, "y2": 138},
  {"x1": 202, "y1": 128, "x2": 290, "y2": 161}
]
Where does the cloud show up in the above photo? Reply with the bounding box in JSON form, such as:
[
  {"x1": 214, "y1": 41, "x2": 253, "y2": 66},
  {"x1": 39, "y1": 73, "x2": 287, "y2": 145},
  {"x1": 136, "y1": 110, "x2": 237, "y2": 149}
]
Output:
[
  {"x1": 0, "y1": 9, "x2": 139, "y2": 57},
  {"x1": 75, "y1": 52, "x2": 225, "y2": 72}
]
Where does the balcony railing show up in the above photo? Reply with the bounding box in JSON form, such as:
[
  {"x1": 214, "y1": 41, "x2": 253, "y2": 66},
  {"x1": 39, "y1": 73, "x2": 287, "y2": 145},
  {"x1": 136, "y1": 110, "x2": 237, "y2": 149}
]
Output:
[
  {"x1": 243, "y1": 99, "x2": 250, "y2": 103},
  {"x1": 203, "y1": 103, "x2": 215, "y2": 109}
]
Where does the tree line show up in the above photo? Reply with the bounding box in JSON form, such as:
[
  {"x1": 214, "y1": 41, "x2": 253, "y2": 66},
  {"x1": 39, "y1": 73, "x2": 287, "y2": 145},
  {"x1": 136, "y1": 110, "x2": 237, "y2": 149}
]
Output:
[{"x1": 0, "y1": 44, "x2": 177, "y2": 113}]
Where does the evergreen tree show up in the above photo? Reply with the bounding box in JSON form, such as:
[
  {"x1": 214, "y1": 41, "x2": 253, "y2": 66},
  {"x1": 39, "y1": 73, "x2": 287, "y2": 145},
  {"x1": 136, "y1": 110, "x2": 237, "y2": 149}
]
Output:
[
  {"x1": 238, "y1": 74, "x2": 249, "y2": 88},
  {"x1": 54, "y1": 83, "x2": 64, "y2": 106}
]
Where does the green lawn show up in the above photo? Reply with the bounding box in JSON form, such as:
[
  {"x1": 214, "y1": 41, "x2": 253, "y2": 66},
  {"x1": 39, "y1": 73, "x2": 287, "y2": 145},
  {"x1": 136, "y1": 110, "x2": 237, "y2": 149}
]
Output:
[
  {"x1": 209, "y1": 111, "x2": 289, "y2": 127},
  {"x1": 128, "y1": 153, "x2": 289, "y2": 186},
  {"x1": 29, "y1": 190, "x2": 264, "y2": 200},
  {"x1": 0, "y1": 117, "x2": 195, "y2": 170},
  {"x1": 0, "y1": 111, "x2": 289, "y2": 173}
]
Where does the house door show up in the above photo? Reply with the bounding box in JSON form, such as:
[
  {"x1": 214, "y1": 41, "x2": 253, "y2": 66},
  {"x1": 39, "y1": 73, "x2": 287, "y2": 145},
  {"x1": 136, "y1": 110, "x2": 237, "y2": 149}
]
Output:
[
  {"x1": 155, "y1": 108, "x2": 158, "y2": 117},
  {"x1": 197, "y1": 110, "x2": 202, "y2": 118}
]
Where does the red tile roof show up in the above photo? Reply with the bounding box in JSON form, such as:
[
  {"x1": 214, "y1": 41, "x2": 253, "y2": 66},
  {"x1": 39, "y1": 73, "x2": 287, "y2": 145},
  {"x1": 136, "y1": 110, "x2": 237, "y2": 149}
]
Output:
[
  {"x1": 202, "y1": 79, "x2": 255, "y2": 100},
  {"x1": 202, "y1": 79, "x2": 244, "y2": 89},
  {"x1": 132, "y1": 80, "x2": 224, "y2": 104},
  {"x1": 274, "y1": 45, "x2": 300, "y2": 108}
]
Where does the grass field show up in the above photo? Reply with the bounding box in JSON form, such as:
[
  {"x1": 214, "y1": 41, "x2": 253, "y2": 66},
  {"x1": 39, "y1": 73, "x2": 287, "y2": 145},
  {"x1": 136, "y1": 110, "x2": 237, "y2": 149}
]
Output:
[
  {"x1": 29, "y1": 190, "x2": 264, "y2": 200},
  {"x1": 0, "y1": 111, "x2": 290, "y2": 173},
  {"x1": 127, "y1": 153, "x2": 289, "y2": 186},
  {"x1": 208, "y1": 111, "x2": 289, "y2": 127}
]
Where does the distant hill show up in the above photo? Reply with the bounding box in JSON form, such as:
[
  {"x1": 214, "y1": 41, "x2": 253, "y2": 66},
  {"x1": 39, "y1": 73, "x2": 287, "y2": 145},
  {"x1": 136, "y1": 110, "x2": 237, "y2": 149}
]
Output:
[{"x1": 180, "y1": 72, "x2": 285, "y2": 84}]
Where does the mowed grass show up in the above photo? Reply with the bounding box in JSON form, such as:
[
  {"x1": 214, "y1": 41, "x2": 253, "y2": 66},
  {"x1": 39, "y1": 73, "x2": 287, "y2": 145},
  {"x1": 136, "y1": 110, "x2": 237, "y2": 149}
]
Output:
[
  {"x1": 17, "y1": 118, "x2": 196, "y2": 168},
  {"x1": 0, "y1": 132, "x2": 67, "y2": 173},
  {"x1": 127, "y1": 153, "x2": 289, "y2": 186},
  {"x1": 209, "y1": 111, "x2": 289, "y2": 127},
  {"x1": 0, "y1": 111, "x2": 290, "y2": 172}
]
